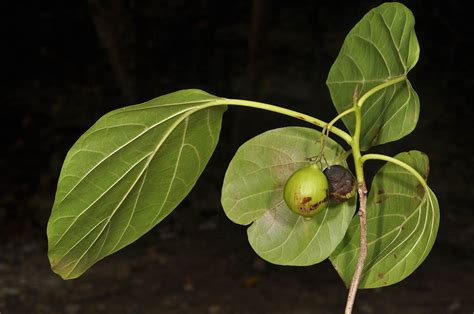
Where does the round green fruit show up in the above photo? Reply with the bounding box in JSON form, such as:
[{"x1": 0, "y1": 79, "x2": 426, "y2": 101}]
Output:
[{"x1": 283, "y1": 164, "x2": 329, "y2": 218}]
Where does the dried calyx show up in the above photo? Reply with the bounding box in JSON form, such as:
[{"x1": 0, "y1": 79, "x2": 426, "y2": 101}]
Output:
[{"x1": 323, "y1": 165, "x2": 356, "y2": 202}]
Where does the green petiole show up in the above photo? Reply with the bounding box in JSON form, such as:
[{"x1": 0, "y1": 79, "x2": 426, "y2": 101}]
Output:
[
  {"x1": 360, "y1": 153, "x2": 429, "y2": 190},
  {"x1": 211, "y1": 98, "x2": 353, "y2": 144},
  {"x1": 356, "y1": 76, "x2": 407, "y2": 108}
]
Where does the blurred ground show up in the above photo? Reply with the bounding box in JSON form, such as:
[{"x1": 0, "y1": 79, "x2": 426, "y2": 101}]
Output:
[
  {"x1": 1, "y1": 0, "x2": 473, "y2": 313},
  {"x1": 1, "y1": 207, "x2": 473, "y2": 313}
]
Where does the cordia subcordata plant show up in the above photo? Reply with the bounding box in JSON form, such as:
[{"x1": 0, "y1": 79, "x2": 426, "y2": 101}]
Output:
[{"x1": 47, "y1": 3, "x2": 439, "y2": 312}]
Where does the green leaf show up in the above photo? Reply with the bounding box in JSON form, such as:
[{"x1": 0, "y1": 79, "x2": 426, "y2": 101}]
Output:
[
  {"x1": 327, "y1": 2, "x2": 420, "y2": 150},
  {"x1": 221, "y1": 127, "x2": 356, "y2": 266},
  {"x1": 47, "y1": 89, "x2": 226, "y2": 279},
  {"x1": 330, "y1": 151, "x2": 440, "y2": 288}
]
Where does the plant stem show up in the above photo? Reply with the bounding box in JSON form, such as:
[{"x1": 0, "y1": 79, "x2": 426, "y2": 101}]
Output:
[
  {"x1": 212, "y1": 99, "x2": 353, "y2": 145},
  {"x1": 344, "y1": 101, "x2": 367, "y2": 314},
  {"x1": 343, "y1": 76, "x2": 408, "y2": 313},
  {"x1": 315, "y1": 107, "x2": 355, "y2": 165},
  {"x1": 345, "y1": 181, "x2": 367, "y2": 314},
  {"x1": 361, "y1": 153, "x2": 428, "y2": 190}
]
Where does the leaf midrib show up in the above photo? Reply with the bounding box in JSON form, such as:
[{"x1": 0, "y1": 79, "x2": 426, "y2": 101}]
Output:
[
  {"x1": 56, "y1": 106, "x2": 197, "y2": 205},
  {"x1": 51, "y1": 105, "x2": 211, "y2": 260}
]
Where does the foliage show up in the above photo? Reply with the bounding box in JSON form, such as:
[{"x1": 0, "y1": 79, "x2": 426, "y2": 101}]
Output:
[
  {"x1": 330, "y1": 151, "x2": 439, "y2": 288},
  {"x1": 326, "y1": 2, "x2": 420, "y2": 150},
  {"x1": 47, "y1": 2, "x2": 440, "y2": 311},
  {"x1": 47, "y1": 90, "x2": 226, "y2": 279},
  {"x1": 221, "y1": 127, "x2": 355, "y2": 265}
]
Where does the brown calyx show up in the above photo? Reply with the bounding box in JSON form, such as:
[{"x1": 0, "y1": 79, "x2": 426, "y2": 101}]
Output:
[{"x1": 323, "y1": 165, "x2": 356, "y2": 202}]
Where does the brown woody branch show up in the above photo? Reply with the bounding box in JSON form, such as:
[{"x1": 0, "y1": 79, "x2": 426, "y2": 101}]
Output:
[{"x1": 344, "y1": 181, "x2": 368, "y2": 314}]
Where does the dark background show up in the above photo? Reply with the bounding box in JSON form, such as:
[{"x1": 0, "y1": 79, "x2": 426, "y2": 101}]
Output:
[{"x1": 1, "y1": 0, "x2": 473, "y2": 313}]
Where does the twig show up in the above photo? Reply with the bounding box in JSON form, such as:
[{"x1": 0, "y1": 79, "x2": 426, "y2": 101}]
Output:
[{"x1": 344, "y1": 181, "x2": 368, "y2": 314}]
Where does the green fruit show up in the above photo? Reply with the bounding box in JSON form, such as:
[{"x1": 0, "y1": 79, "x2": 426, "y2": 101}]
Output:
[
  {"x1": 323, "y1": 165, "x2": 356, "y2": 203},
  {"x1": 283, "y1": 164, "x2": 329, "y2": 218}
]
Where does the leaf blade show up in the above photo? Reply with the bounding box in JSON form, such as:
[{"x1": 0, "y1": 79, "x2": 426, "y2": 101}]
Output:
[
  {"x1": 48, "y1": 89, "x2": 226, "y2": 279},
  {"x1": 326, "y1": 2, "x2": 420, "y2": 150},
  {"x1": 330, "y1": 151, "x2": 440, "y2": 288},
  {"x1": 222, "y1": 127, "x2": 356, "y2": 266}
]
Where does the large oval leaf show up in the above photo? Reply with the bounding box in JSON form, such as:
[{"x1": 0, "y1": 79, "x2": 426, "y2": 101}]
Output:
[
  {"x1": 221, "y1": 127, "x2": 356, "y2": 266},
  {"x1": 330, "y1": 151, "x2": 440, "y2": 288},
  {"x1": 47, "y1": 89, "x2": 226, "y2": 279},
  {"x1": 326, "y1": 2, "x2": 420, "y2": 150}
]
